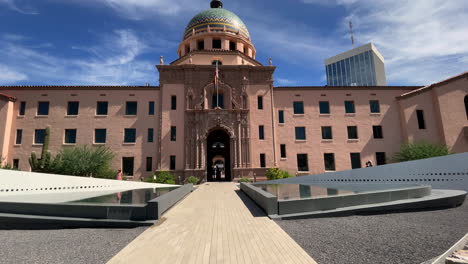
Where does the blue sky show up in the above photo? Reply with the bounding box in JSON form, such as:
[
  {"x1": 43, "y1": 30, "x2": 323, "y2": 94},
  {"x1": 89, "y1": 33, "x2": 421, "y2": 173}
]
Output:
[{"x1": 0, "y1": 0, "x2": 467, "y2": 86}]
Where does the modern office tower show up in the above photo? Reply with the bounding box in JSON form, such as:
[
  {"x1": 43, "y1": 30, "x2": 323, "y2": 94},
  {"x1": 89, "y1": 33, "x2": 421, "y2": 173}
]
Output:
[{"x1": 325, "y1": 43, "x2": 387, "y2": 86}]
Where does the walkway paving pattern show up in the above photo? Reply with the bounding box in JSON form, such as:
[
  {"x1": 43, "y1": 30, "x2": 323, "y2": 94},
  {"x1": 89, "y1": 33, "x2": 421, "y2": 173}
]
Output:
[{"x1": 108, "y1": 183, "x2": 316, "y2": 264}]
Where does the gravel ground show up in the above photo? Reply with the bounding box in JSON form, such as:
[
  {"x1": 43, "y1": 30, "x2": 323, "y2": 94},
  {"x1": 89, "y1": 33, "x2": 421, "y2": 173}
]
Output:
[
  {"x1": 0, "y1": 227, "x2": 147, "y2": 264},
  {"x1": 275, "y1": 198, "x2": 468, "y2": 264}
]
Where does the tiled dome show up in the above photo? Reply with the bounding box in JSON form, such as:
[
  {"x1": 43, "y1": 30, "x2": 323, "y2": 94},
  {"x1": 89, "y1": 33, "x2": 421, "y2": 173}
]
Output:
[{"x1": 183, "y1": 4, "x2": 250, "y2": 40}]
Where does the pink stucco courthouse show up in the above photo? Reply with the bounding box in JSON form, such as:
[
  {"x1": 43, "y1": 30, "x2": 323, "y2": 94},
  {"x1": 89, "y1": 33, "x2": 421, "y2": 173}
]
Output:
[{"x1": 1, "y1": 1, "x2": 467, "y2": 182}]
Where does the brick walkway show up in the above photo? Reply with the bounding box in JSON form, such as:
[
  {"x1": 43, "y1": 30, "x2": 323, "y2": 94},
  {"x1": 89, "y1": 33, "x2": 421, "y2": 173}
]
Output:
[{"x1": 108, "y1": 182, "x2": 316, "y2": 264}]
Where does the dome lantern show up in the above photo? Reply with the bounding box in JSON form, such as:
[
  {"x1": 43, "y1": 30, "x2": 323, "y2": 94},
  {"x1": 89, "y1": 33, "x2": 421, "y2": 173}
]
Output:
[{"x1": 210, "y1": 0, "x2": 223, "y2": 8}]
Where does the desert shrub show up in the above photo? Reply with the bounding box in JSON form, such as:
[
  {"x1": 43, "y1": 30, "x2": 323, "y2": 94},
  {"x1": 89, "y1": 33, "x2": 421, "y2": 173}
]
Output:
[
  {"x1": 53, "y1": 145, "x2": 115, "y2": 177},
  {"x1": 266, "y1": 168, "x2": 293, "y2": 180},
  {"x1": 186, "y1": 176, "x2": 199, "y2": 185},
  {"x1": 149, "y1": 171, "x2": 176, "y2": 184},
  {"x1": 239, "y1": 177, "x2": 251, "y2": 183},
  {"x1": 393, "y1": 141, "x2": 451, "y2": 162}
]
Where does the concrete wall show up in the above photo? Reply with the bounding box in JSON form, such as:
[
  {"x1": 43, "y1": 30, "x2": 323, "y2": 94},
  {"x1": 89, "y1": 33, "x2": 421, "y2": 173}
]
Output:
[
  {"x1": 147, "y1": 183, "x2": 193, "y2": 220},
  {"x1": 240, "y1": 182, "x2": 278, "y2": 216}
]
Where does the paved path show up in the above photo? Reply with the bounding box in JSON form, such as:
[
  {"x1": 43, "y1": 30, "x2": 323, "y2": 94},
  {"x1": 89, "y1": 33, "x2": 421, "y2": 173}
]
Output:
[{"x1": 108, "y1": 182, "x2": 316, "y2": 264}]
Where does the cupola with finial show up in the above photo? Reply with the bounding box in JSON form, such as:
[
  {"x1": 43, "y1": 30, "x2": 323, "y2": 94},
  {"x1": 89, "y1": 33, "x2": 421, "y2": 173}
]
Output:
[{"x1": 210, "y1": 0, "x2": 223, "y2": 8}]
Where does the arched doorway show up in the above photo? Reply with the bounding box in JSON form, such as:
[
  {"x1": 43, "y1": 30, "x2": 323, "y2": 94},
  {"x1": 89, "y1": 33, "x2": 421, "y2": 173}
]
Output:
[{"x1": 207, "y1": 129, "x2": 231, "y2": 182}]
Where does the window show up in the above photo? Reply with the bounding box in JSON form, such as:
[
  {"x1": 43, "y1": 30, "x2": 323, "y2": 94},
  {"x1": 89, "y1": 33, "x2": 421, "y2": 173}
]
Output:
[
  {"x1": 122, "y1": 157, "x2": 134, "y2": 176},
  {"x1": 295, "y1": 127, "x2": 306, "y2": 140},
  {"x1": 259, "y1": 125, "x2": 264, "y2": 140},
  {"x1": 293, "y1": 101, "x2": 304, "y2": 114},
  {"x1": 376, "y1": 152, "x2": 386, "y2": 165},
  {"x1": 278, "y1": 110, "x2": 285, "y2": 124},
  {"x1": 258, "y1": 96, "x2": 263, "y2": 110},
  {"x1": 347, "y1": 126, "x2": 358, "y2": 139},
  {"x1": 373, "y1": 125, "x2": 383, "y2": 139},
  {"x1": 148, "y1": 128, "x2": 154, "y2": 143},
  {"x1": 465, "y1": 96, "x2": 468, "y2": 120},
  {"x1": 260, "y1": 153, "x2": 266, "y2": 168},
  {"x1": 370, "y1": 100, "x2": 380, "y2": 113},
  {"x1": 64, "y1": 129, "x2": 77, "y2": 144},
  {"x1": 124, "y1": 128, "x2": 136, "y2": 143},
  {"x1": 67, "y1": 101, "x2": 79, "y2": 116},
  {"x1": 324, "y1": 153, "x2": 336, "y2": 171},
  {"x1": 213, "y1": 39, "x2": 221, "y2": 49},
  {"x1": 34, "y1": 129, "x2": 46, "y2": 144},
  {"x1": 149, "y1": 102, "x2": 155, "y2": 115},
  {"x1": 171, "y1": 126, "x2": 177, "y2": 141},
  {"x1": 297, "y1": 154, "x2": 309, "y2": 172},
  {"x1": 37, "y1": 102, "x2": 49, "y2": 116},
  {"x1": 229, "y1": 41, "x2": 236, "y2": 51},
  {"x1": 350, "y1": 153, "x2": 361, "y2": 169},
  {"x1": 96, "y1": 101, "x2": 108, "y2": 115},
  {"x1": 19, "y1": 102, "x2": 26, "y2": 116},
  {"x1": 416, "y1": 110, "x2": 426, "y2": 129},
  {"x1": 171, "y1": 96, "x2": 177, "y2": 110},
  {"x1": 212, "y1": 60, "x2": 222, "y2": 66},
  {"x1": 344, "y1": 101, "x2": 355, "y2": 114},
  {"x1": 212, "y1": 94, "x2": 224, "y2": 109},
  {"x1": 146, "y1": 157, "x2": 153, "y2": 172},
  {"x1": 95, "y1": 129, "x2": 106, "y2": 144},
  {"x1": 197, "y1": 40, "x2": 204, "y2": 50},
  {"x1": 321, "y1": 126, "x2": 332, "y2": 140},
  {"x1": 15, "y1": 129, "x2": 22, "y2": 145},
  {"x1": 13, "y1": 159, "x2": 19, "y2": 169},
  {"x1": 170, "y1": 155, "x2": 176, "y2": 170},
  {"x1": 126, "y1": 101, "x2": 137, "y2": 115},
  {"x1": 319, "y1": 101, "x2": 330, "y2": 114},
  {"x1": 280, "y1": 144, "x2": 287, "y2": 158}
]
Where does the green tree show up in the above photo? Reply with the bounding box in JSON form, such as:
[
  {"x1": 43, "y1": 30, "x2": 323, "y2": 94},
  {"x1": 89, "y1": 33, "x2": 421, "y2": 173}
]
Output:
[
  {"x1": 393, "y1": 141, "x2": 451, "y2": 162},
  {"x1": 266, "y1": 168, "x2": 293, "y2": 180}
]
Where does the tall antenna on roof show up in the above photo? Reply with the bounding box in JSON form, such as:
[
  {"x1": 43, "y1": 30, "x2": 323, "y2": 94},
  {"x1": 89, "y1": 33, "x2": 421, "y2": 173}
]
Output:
[{"x1": 349, "y1": 21, "x2": 355, "y2": 47}]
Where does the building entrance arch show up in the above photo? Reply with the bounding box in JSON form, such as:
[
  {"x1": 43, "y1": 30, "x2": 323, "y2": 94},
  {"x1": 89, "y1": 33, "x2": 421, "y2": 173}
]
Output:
[{"x1": 207, "y1": 129, "x2": 231, "y2": 181}]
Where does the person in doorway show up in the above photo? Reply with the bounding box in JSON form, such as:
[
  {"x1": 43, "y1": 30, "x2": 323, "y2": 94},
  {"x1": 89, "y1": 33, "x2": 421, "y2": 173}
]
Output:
[
  {"x1": 365, "y1": 160, "x2": 373, "y2": 167},
  {"x1": 117, "y1": 169, "x2": 123, "y2": 180}
]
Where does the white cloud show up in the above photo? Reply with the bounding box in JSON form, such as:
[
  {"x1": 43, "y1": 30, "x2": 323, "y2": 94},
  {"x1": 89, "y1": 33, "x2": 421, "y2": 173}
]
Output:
[
  {"x1": 0, "y1": 30, "x2": 160, "y2": 85},
  {"x1": 0, "y1": 64, "x2": 28, "y2": 84},
  {"x1": 275, "y1": 78, "x2": 298, "y2": 86},
  {"x1": 0, "y1": 0, "x2": 38, "y2": 14}
]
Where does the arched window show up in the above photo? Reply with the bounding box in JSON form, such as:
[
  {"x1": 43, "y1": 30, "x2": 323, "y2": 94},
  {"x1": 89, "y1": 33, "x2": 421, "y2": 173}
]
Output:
[
  {"x1": 465, "y1": 95, "x2": 468, "y2": 120},
  {"x1": 212, "y1": 93, "x2": 224, "y2": 109},
  {"x1": 212, "y1": 60, "x2": 222, "y2": 66}
]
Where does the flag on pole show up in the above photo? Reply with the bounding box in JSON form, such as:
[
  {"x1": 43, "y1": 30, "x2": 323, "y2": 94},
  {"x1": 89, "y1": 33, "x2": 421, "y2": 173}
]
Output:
[{"x1": 214, "y1": 61, "x2": 219, "y2": 108}]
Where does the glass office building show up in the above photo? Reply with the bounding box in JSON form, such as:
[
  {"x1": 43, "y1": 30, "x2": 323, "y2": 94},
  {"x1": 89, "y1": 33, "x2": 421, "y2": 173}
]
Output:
[{"x1": 325, "y1": 43, "x2": 387, "y2": 86}]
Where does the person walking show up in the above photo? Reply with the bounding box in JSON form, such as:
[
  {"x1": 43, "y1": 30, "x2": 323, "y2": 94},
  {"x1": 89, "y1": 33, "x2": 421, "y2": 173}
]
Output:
[{"x1": 117, "y1": 169, "x2": 123, "y2": 180}]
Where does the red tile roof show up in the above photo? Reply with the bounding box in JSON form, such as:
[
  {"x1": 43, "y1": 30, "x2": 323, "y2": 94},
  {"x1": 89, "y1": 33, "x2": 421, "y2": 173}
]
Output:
[
  {"x1": 0, "y1": 93, "x2": 16, "y2": 102},
  {"x1": 397, "y1": 71, "x2": 468, "y2": 99}
]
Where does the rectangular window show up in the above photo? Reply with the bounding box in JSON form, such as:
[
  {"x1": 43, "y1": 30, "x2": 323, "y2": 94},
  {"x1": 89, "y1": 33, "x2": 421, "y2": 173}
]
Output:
[
  {"x1": 295, "y1": 127, "x2": 306, "y2": 140},
  {"x1": 148, "y1": 128, "x2": 154, "y2": 143},
  {"x1": 146, "y1": 157, "x2": 153, "y2": 172},
  {"x1": 125, "y1": 101, "x2": 137, "y2": 115},
  {"x1": 64, "y1": 129, "x2": 77, "y2": 144},
  {"x1": 280, "y1": 144, "x2": 287, "y2": 158},
  {"x1": 257, "y1": 96, "x2": 263, "y2": 110},
  {"x1": 213, "y1": 39, "x2": 222, "y2": 49},
  {"x1": 321, "y1": 126, "x2": 332, "y2": 140},
  {"x1": 260, "y1": 153, "x2": 266, "y2": 168},
  {"x1": 293, "y1": 101, "x2": 304, "y2": 114},
  {"x1": 34, "y1": 129, "x2": 46, "y2": 144},
  {"x1": 373, "y1": 125, "x2": 383, "y2": 139},
  {"x1": 170, "y1": 155, "x2": 176, "y2": 170},
  {"x1": 15, "y1": 129, "x2": 22, "y2": 145},
  {"x1": 416, "y1": 110, "x2": 426, "y2": 129},
  {"x1": 13, "y1": 159, "x2": 19, "y2": 169},
  {"x1": 95, "y1": 129, "x2": 107, "y2": 144},
  {"x1": 347, "y1": 126, "x2": 358, "y2": 139},
  {"x1": 229, "y1": 41, "x2": 236, "y2": 51},
  {"x1": 370, "y1": 100, "x2": 380, "y2": 113},
  {"x1": 278, "y1": 110, "x2": 285, "y2": 124},
  {"x1": 259, "y1": 125, "x2": 264, "y2": 140},
  {"x1": 124, "y1": 128, "x2": 136, "y2": 143},
  {"x1": 212, "y1": 94, "x2": 224, "y2": 109},
  {"x1": 67, "y1": 101, "x2": 79, "y2": 116},
  {"x1": 324, "y1": 153, "x2": 336, "y2": 171},
  {"x1": 344, "y1": 101, "x2": 355, "y2": 114},
  {"x1": 122, "y1": 157, "x2": 134, "y2": 176},
  {"x1": 376, "y1": 152, "x2": 386, "y2": 165},
  {"x1": 319, "y1": 101, "x2": 330, "y2": 114},
  {"x1": 37, "y1": 102, "x2": 49, "y2": 116},
  {"x1": 19, "y1": 102, "x2": 26, "y2": 116},
  {"x1": 297, "y1": 154, "x2": 309, "y2": 172},
  {"x1": 171, "y1": 96, "x2": 177, "y2": 110},
  {"x1": 149, "y1": 101, "x2": 155, "y2": 115},
  {"x1": 197, "y1": 40, "x2": 204, "y2": 50},
  {"x1": 350, "y1": 153, "x2": 361, "y2": 169},
  {"x1": 171, "y1": 126, "x2": 177, "y2": 141},
  {"x1": 96, "y1": 101, "x2": 108, "y2": 116}
]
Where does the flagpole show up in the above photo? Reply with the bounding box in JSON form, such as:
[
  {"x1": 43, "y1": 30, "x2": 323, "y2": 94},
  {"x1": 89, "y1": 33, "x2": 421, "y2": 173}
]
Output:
[{"x1": 216, "y1": 61, "x2": 219, "y2": 108}]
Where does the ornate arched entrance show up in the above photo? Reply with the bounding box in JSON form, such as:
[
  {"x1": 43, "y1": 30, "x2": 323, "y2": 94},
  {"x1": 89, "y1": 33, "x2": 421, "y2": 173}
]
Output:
[{"x1": 207, "y1": 129, "x2": 231, "y2": 181}]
